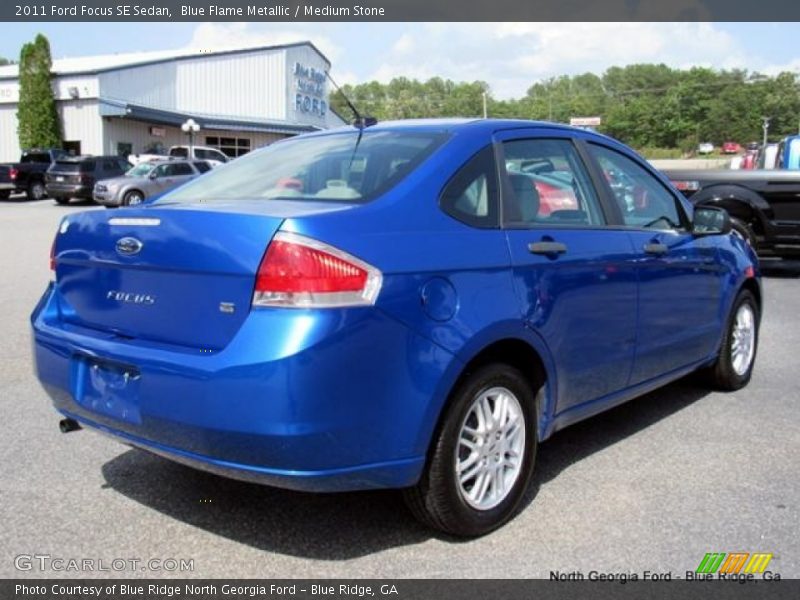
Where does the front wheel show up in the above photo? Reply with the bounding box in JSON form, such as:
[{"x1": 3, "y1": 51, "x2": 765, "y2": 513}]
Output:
[
  {"x1": 122, "y1": 190, "x2": 144, "y2": 206},
  {"x1": 707, "y1": 289, "x2": 759, "y2": 390},
  {"x1": 403, "y1": 363, "x2": 537, "y2": 536}
]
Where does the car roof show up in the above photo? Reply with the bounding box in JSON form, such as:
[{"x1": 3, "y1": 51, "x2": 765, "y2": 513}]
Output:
[
  {"x1": 314, "y1": 118, "x2": 604, "y2": 136},
  {"x1": 142, "y1": 158, "x2": 198, "y2": 165},
  {"x1": 56, "y1": 155, "x2": 124, "y2": 162}
]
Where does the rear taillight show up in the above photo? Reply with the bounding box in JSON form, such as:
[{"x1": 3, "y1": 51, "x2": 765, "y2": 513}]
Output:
[
  {"x1": 9, "y1": 167, "x2": 18, "y2": 181},
  {"x1": 253, "y1": 232, "x2": 382, "y2": 308}
]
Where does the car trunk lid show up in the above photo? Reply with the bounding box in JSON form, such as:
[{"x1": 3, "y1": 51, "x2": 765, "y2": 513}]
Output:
[{"x1": 52, "y1": 201, "x2": 352, "y2": 350}]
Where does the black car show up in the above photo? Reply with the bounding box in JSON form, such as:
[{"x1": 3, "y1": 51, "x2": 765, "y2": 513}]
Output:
[{"x1": 46, "y1": 156, "x2": 131, "y2": 204}]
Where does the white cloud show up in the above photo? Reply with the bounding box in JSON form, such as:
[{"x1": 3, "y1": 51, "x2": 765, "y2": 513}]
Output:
[{"x1": 368, "y1": 23, "x2": 750, "y2": 99}]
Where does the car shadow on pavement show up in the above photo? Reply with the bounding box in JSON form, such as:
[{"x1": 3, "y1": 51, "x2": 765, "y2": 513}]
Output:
[
  {"x1": 101, "y1": 374, "x2": 713, "y2": 558},
  {"x1": 527, "y1": 376, "x2": 710, "y2": 504},
  {"x1": 101, "y1": 449, "x2": 434, "y2": 558},
  {"x1": 760, "y1": 260, "x2": 800, "y2": 278}
]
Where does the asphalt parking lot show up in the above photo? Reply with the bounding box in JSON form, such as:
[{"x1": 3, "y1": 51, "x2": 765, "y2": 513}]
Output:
[{"x1": 1, "y1": 195, "x2": 798, "y2": 579}]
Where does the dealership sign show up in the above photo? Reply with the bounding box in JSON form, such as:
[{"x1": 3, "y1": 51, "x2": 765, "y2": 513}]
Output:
[
  {"x1": 294, "y1": 62, "x2": 327, "y2": 118},
  {"x1": 570, "y1": 116, "x2": 602, "y2": 127}
]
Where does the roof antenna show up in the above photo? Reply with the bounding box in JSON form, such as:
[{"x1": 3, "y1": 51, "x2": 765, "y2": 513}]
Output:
[{"x1": 325, "y1": 71, "x2": 377, "y2": 129}]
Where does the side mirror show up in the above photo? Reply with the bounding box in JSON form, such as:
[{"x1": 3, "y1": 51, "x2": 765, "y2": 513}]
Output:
[
  {"x1": 692, "y1": 206, "x2": 732, "y2": 235},
  {"x1": 149, "y1": 171, "x2": 158, "y2": 180}
]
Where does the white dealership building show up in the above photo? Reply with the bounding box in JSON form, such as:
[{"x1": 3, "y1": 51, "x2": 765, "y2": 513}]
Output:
[{"x1": 0, "y1": 41, "x2": 345, "y2": 162}]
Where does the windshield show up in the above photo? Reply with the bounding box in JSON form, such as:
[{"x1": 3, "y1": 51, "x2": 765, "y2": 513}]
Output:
[
  {"x1": 161, "y1": 130, "x2": 447, "y2": 204},
  {"x1": 127, "y1": 163, "x2": 155, "y2": 177}
]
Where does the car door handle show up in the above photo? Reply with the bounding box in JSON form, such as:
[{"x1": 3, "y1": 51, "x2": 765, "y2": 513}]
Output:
[
  {"x1": 529, "y1": 241, "x2": 568, "y2": 255},
  {"x1": 643, "y1": 242, "x2": 669, "y2": 255}
]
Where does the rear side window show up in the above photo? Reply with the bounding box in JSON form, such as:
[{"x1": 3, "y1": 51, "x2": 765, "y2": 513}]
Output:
[
  {"x1": 162, "y1": 131, "x2": 447, "y2": 204},
  {"x1": 439, "y1": 145, "x2": 499, "y2": 228},
  {"x1": 588, "y1": 144, "x2": 686, "y2": 230},
  {"x1": 193, "y1": 161, "x2": 211, "y2": 173}
]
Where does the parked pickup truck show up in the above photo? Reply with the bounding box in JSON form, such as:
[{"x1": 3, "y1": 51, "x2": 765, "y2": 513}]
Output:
[
  {"x1": 664, "y1": 168, "x2": 800, "y2": 259},
  {"x1": 0, "y1": 149, "x2": 65, "y2": 200}
]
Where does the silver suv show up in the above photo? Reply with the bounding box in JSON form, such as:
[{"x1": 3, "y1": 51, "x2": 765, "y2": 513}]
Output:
[{"x1": 93, "y1": 159, "x2": 211, "y2": 207}]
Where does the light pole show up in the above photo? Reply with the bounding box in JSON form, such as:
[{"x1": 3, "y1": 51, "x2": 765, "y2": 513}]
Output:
[
  {"x1": 761, "y1": 117, "x2": 770, "y2": 148},
  {"x1": 181, "y1": 118, "x2": 200, "y2": 158}
]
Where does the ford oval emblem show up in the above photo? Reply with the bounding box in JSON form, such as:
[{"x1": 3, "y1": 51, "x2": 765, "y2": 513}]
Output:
[{"x1": 116, "y1": 237, "x2": 143, "y2": 256}]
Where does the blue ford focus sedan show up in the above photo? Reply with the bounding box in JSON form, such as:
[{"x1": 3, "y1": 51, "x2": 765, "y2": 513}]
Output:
[{"x1": 32, "y1": 119, "x2": 760, "y2": 536}]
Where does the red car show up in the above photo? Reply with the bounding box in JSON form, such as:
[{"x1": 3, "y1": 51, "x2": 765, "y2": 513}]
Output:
[{"x1": 722, "y1": 141, "x2": 742, "y2": 154}]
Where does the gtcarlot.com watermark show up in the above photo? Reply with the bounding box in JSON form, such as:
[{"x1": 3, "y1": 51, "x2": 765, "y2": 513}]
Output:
[{"x1": 14, "y1": 554, "x2": 194, "y2": 573}]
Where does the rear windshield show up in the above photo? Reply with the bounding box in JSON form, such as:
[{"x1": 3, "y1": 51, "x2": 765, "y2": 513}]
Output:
[
  {"x1": 169, "y1": 147, "x2": 188, "y2": 158},
  {"x1": 161, "y1": 130, "x2": 448, "y2": 204},
  {"x1": 53, "y1": 161, "x2": 93, "y2": 173}
]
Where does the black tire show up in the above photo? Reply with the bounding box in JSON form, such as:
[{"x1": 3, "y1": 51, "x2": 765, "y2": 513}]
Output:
[
  {"x1": 0, "y1": 190, "x2": 10, "y2": 200},
  {"x1": 730, "y1": 218, "x2": 757, "y2": 252},
  {"x1": 53, "y1": 196, "x2": 69, "y2": 205},
  {"x1": 122, "y1": 190, "x2": 144, "y2": 206},
  {"x1": 403, "y1": 363, "x2": 538, "y2": 537},
  {"x1": 27, "y1": 180, "x2": 47, "y2": 201},
  {"x1": 707, "y1": 289, "x2": 759, "y2": 391}
]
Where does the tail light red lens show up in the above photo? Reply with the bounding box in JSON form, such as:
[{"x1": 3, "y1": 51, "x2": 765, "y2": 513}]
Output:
[
  {"x1": 9, "y1": 167, "x2": 18, "y2": 181},
  {"x1": 49, "y1": 236, "x2": 56, "y2": 271},
  {"x1": 253, "y1": 232, "x2": 382, "y2": 308}
]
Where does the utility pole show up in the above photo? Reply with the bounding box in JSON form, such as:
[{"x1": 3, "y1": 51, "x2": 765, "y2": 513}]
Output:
[{"x1": 482, "y1": 92, "x2": 487, "y2": 119}]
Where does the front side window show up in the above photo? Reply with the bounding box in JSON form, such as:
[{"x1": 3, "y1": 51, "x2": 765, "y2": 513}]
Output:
[
  {"x1": 128, "y1": 163, "x2": 154, "y2": 177},
  {"x1": 168, "y1": 163, "x2": 194, "y2": 176},
  {"x1": 162, "y1": 131, "x2": 447, "y2": 204},
  {"x1": 502, "y1": 138, "x2": 604, "y2": 226},
  {"x1": 589, "y1": 144, "x2": 685, "y2": 230}
]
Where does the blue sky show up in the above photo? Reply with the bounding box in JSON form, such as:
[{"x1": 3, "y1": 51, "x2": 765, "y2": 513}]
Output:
[{"x1": 1, "y1": 22, "x2": 798, "y2": 99}]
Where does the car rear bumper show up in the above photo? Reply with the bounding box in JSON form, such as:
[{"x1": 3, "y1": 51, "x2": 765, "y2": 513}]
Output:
[
  {"x1": 46, "y1": 183, "x2": 92, "y2": 199},
  {"x1": 31, "y1": 283, "x2": 457, "y2": 491}
]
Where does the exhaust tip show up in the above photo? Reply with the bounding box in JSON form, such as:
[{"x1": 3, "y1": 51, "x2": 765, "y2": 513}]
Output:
[{"x1": 59, "y1": 418, "x2": 81, "y2": 433}]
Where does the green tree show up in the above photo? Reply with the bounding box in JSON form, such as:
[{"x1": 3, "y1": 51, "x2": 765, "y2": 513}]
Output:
[
  {"x1": 329, "y1": 65, "x2": 800, "y2": 153},
  {"x1": 0, "y1": 57, "x2": 13, "y2": 66},
  {"x1": 17, "y1": 34, "x2": 62, "y2": 149}
]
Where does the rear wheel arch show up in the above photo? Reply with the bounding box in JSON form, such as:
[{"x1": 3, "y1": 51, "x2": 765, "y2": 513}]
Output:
[
  {"x1": 437, "y1": 338, "x2": 551, "y2": 446},
  {"x1": 739, "y1": 278, "x2": 762, "y2": 314}
]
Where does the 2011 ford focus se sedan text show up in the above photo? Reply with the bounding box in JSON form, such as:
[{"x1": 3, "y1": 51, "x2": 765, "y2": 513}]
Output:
[{"x1": 32, "y1": 119, "x2": 761, "y2": 536}]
